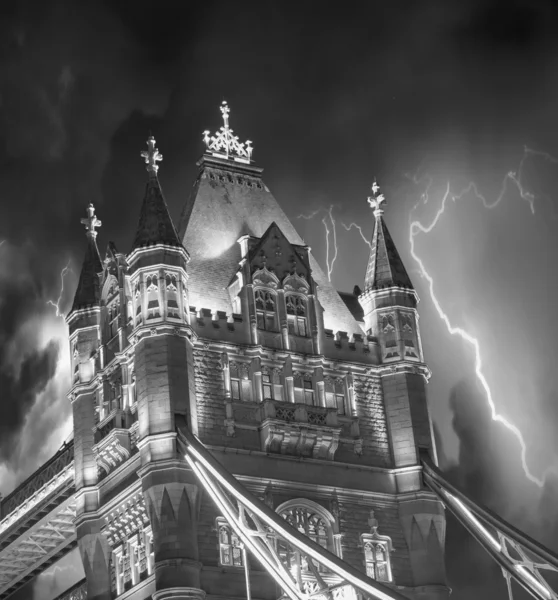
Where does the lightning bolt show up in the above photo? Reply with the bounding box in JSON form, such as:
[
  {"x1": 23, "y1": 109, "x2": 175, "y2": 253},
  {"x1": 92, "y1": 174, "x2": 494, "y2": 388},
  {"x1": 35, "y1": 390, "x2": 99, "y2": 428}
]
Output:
[
  {"x1": 341, "y1": 222, "x2": 372, "y2": 251},
  {"x1": 409, "y1": 148, "x2": 558, "y2": 488},
  {"x1": 298, "y1": 206, "x2": 339, "y2": 281},
  {"x1": 46, "y1": 259, "x2": 72, "y2": 318}
]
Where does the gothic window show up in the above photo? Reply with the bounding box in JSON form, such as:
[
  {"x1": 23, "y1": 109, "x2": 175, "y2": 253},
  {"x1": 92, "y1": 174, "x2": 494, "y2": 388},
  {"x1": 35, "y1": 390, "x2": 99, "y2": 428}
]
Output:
[
  {"x1": 294, "y1": 372, "x2": 314, "y2": 405},
  {"x1": 255, "y1": 289, "x2": 277, "y2": 331},
  {"x1": 229, "y1": 361, "x2": 253, "y2": 402},
  {"x1": 107, "y1": 298, "x2": 120, "y2": 339},
  {"x1": 133, "y1": 279, "x2": 142, "y2": 326},
  {"x1": 324, "y1": 377, "x2": 346, "y2": 415},
  {"x1": 363, "y1": 541, "x2": 391, "y2": 581},
  {"x1": 145, "y1": 273, "x2": 160, "y2": 320},
  {"x1": 165, "y1": 272, "x2": 180, "y2": 319},
  {"x1": 217, "y1": 518, "x2": 244, "y2": 567},
  {"x1": 112, "y1": 546, "x2": 126, "y2": 595},
  {"x1": 72, "y1": 342, "x2": 79, "y2": 384},
  {"x1": 286, "y1": 295, "x2": 308, "y2": 337},
  {"x1": 361, "y1": 511, "x2": 393, "y2": 583},
  {"x1": 143, "y1": 527, "x2": 154, "y2": 575},
  {"x1": 262, "y1": 367, "x2": 283, "y2": 401},
  {"x1": 276, "y1": 502, "x2": 335, "y2": 575},
  {"x1": 381, "y1": 313, "x2": 399, "y2": 360},
  {"x1": 401, "y1": 313, "x2": 418, "y2": 359},
  {"x1": 129, "y1": 537, "x2": 141, "y2": 585}
]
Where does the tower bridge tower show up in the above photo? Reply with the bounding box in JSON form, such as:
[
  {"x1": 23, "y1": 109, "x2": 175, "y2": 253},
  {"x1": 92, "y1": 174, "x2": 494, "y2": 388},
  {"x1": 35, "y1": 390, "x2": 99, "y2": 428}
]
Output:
[{"x1": 65, "y1": 102, "x2": 448, "y2": 600}]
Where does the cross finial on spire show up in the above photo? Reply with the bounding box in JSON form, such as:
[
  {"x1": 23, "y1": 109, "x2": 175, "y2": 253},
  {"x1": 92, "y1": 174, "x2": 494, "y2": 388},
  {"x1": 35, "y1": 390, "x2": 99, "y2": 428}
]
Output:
[
  {"x1": 81, "y1": 204, "x2": 102, "y2": 239},
  {"x1": 202, "y1": 101, "x2": 254, "y2": 163},
  {"x1": 141, "y1": 135, "x2": 163, "y2": 177},
  {"x1": 220, "y1": 101, "x2": 230, "y2": 129},
  {"x1": 367, "y1": 179, "x2": 386, "y2": 217}
]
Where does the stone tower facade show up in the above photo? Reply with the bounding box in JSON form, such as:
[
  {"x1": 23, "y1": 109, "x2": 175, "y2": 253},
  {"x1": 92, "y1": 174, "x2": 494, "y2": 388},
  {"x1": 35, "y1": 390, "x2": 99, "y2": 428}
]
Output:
[{"x1": 65, "y1": 103, "x2": 448, "y2": 600}]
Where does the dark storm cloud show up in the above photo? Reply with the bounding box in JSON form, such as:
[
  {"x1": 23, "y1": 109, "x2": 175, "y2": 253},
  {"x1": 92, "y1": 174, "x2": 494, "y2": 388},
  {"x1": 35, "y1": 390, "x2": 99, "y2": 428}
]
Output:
[{"x1": 0, "y1": 243, "x2": 60, "y2": 465}]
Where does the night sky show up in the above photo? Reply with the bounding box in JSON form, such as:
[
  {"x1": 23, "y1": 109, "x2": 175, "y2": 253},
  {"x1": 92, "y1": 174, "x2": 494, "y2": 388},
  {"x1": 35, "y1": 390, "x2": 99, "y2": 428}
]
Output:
[{"x1": 1, "y1": 1, "x2": 558, "y2": 598}]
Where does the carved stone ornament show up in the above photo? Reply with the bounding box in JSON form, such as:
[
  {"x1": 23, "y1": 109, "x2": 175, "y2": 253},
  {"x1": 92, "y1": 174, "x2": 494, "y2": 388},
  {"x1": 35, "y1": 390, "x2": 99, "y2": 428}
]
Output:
[{"x1": 203, "y1": 101, "x2": 253, "y2": 164}]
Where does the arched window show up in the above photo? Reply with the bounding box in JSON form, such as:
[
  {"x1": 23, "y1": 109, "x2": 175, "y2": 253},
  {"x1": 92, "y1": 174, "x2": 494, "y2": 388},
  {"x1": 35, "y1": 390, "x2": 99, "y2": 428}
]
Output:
[
  {"x1": 324, "y1": 377, "x2": 346, "y2": 415},
  {"x1": 293, "y1": 372, "x2": 314, "y2": 405},
  {"x1": 286, "y1": 295, "x2": 308, "y2": 337},
  {"x1": 360, "y1": 511, "x2": 393, "y2": 583},
  {"x1": 229, "y1": 361, "x2": 253, "y2": 402},
  {"x1": 255, "y1": 289, "x2": 277, "y2": 331},
  {"x1": 217, "y1": 518, "x2": 244, "y2": 567},
  {"x1": 276, "y1": 501, "x2": 336, "y2": 576},
  {"x1": 107, "y1": 298, "x2": 120, "y2": 339},
  {"x1": 133, "y1": 278, "x2": 142, "y2": 327},
  {"x1": 165, "y1": 272, "x2": 180, "y2": 319},
  {"x1": 262, "y1": 366, "x2": 283, "y2": 401},
  {"x1": 381, "y1": 313, "x2": 399, "y2": 360},
  {"x1": 145, "y1": 273, "x2": 160, "y2": 320}
]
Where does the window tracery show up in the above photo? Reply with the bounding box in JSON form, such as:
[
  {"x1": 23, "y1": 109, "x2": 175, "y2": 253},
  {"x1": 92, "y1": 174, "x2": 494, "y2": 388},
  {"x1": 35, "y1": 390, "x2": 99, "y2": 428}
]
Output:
[
  {"x1": 293, "y1": 372, "x2": 314, "y2": 405},
  {"x1": 381, "y1": 313, "x2": 399, "y2": 360},
  {"x1": 133, "y1": 279, "x2": 142, "y2": 326},
  {"x1": 217, "y1": 518, "x2": 244, "y2": 567},
  {"x1": 262, "y1": 366, "x2": 283, "y2": 401},
  {"x1": 255, "y1": 289, "x2": 277, "y2": 331},
  {"x1": 145, "y1": 273, "x2": 160, "y2": 320},
  {"x1": 324, "y1": 376, "x2": 346, "y2": 415},
  {"x1": 360, "y1": 510, "x2": 393, "y2": 583},
  {"x1": 286, "y1": 295, "x2": 308, "y2": 337},
  {"x1": 165, "y1": 271, "x2": 180, "y2": 319},
  {"x1": 229, "y1": 361, "x2": 253, "y2": 402}
]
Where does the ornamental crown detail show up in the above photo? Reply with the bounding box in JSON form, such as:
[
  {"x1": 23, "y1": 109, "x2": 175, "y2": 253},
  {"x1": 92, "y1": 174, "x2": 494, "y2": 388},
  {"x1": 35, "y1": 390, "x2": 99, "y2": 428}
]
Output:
[{"x1": 203, "y1": 101, "x2": 253, "y2": 164}]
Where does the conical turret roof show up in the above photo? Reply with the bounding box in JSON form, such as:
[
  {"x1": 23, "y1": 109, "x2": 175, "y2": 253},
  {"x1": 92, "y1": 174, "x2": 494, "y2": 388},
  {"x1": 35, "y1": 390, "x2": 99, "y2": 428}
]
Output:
[
  {"x1": 363, "y1": 182, "x2": 413, "y2": 292},
  {"x1": 131, "y1": 135, "x2": 181, "y2": 251}
]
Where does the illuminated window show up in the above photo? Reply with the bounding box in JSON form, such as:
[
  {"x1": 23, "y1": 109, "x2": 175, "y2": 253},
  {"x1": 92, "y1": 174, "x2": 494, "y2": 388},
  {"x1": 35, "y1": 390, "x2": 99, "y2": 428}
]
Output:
[
  {"x1": 401, "y1": 313, "x2": 418, "y2": 359},
  {"x1": 143, "y1": 526, "x2": 154, "y2": 575},
  {"x1": 361, "y1": 511, "x2": 393, "y2": 583},
  {"x1": 217, "y1": 518, "x2": 243, "y2": 567},
  {"x1": 129, "y1": 537, "x2": 141, "y2": 585},
  {"x1": 294, "y1": 372, "x2": 314, "y2": 405},
  {"x1": 72, "y1": 342, "x2": 79, "y2": 384},
  {"x1": 286, "y1": 295, "x2": 308, "y2": 337},
  {"x1": 165, "y1": 272, "x2": 180, "y2": 319},
  {"x1": 145, "y1": 273, "x2": 160, "y2": 320},
  {"x1": 255, "y1": 289, "x2": 277, "y2": 331},
  {"x1": 230, "y1": 361, "x2": 253, "y2": 402},
  {"x1": 107, "y1": 299, "x2": 120, "y2": 339},
  {"x1": 112, "y1": 546, "x2": 126, "y2": 595},
  {"x1": 324, "y1": 377, "x2": 346, "y2": 415},
  {"x1": 276, "y1": 502, "x2": 335, "y2": 575},
  {"x1": 262, "y1": 367, "x2": 283, "y2": 401},
  {"x1": 133, "y1": 279, "x2": 142, "y2": 326}
]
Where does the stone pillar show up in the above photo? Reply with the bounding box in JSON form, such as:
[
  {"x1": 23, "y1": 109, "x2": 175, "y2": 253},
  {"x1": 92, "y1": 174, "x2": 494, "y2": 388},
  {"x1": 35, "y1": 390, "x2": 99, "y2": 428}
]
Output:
[
  {"x1": 142, "y1": 463, "x2": 204, "y2": 597},
  {"x1": 76, "y1": 517, "x2": 112, "y2": 600}
]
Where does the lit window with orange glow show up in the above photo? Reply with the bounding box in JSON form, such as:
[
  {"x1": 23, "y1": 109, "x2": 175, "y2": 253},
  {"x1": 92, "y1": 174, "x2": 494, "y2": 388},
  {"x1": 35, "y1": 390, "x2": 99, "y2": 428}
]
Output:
[
  {"x1": 294, "y1": 372, "x2": 314, "y2": 405},
  {"x1": 229, "y1": 361, "x2": 253, "y2": 402},
  {"x1": 255, "y1": 289, "x2": 278, "y2": 331},
  {"x1": 286, "y1": 295, "x2": 308, "y2": 337},
  {"x1": 324, "y1": 376, "x2": 346, "y2": 415}
]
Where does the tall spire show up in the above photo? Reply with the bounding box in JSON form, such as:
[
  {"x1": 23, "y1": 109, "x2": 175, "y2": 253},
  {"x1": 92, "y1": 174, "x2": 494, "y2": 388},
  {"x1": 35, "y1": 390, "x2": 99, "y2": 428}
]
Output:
[
  {"x1": 363, "y1": 181, "x2": 413, "y2": 292},
  {"x1": 202, "y1": 101, "x2": 253, "y2": 164},
  {"x1": 131, "y1": 134, "x2": 181, "y2": 251},
  {"x1": 71, "y1": 204, "x2": 103, "y2": 311}
]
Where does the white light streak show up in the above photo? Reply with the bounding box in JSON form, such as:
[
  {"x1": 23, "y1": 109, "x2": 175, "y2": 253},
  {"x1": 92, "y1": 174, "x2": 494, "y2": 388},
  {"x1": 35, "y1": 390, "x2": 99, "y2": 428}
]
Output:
[
  {"x1": 46, "y1": 259, "x2": 72, "y2": 318},
  {"x1": 298, "y1": 206, "x2": 339, "y2": 281}
]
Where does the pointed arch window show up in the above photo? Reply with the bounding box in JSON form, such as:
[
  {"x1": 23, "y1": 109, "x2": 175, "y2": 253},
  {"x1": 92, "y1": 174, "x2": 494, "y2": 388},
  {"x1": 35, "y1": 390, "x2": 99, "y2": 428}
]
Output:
[
  {"x1": 381, "y1": 313, "x2": 399, "y2": 360},
  {"x1": 276, "y1": 501, "x2": 336, "y2": 576},
  {"x1": 401, "y1": 312, "x2": 419, "y2": 359},
  {"x1": 360, "y1": 511, "x2": 393, "y2": 583},
  {"x1": 72, "y1": 342, "x2": 79, "y2": 384},
  {"x1": 217, "y1": 518, "x2": 244, "y2": 567},
  {"x1": 165, "y1": 272, "x2": 180, "y2": 319},
  {"x1": 255, "y1": 289, "x2": 277, "y2": 331},
  {"x1": 145, "y1": 273, "x2": 161, "y2": 320},
  {"x1": 324, "y1": 377, "x2": 346, "y2": 415},
  {"x1": 294, "y1": 372, "x2": 314, "y2": 405},
  {"x1": 229, "y1": 361, "x2": 253, "y2": 402},
  {"x1": 107, "y1": 298, "x2": 120, "y2": 339},
  {"x1": 133, "y1": 279, "x2": 142, "y2": 327},
  {"x1": 286, "y1": 295, "x2": 308, "y2": 337},
  {"x1": 262, "y1": 366, "x2": 283, "y2": 401}
]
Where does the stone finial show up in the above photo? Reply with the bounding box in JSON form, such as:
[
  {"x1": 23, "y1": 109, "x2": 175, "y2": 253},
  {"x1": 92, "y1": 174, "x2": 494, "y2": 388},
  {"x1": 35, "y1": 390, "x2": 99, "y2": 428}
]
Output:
[
  {"x1": 81, "y1": 204, "x2": 102, "y2": 239},
  {"x1": 203, "y1": 101, "x2": 253, "y2": 164},
  {"x1": 141, "y1": 135, "x2": 163, "y2": 176},
  {"x1": 368, "y1": 509, "x2": 379, "y2": 533},
  {"x1": 367, "y1": 180, "x2": 386, "y2": 218}
]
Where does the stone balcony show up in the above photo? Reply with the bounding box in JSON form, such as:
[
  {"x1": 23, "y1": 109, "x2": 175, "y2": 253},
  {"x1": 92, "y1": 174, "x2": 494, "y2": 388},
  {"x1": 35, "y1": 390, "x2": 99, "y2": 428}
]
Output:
[
  {"x1": 93, "y1": 409, "x2": 137, "y2": 478},
  {"x1": 256, "y1": 400, "x2": 342, "y2": 460}
]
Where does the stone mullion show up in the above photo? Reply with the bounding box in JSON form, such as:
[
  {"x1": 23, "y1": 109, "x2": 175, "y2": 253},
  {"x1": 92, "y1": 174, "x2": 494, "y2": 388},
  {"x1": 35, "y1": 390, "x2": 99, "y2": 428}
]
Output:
[
  {"x1": 251, "y1": 356, "x2": 263, "y2": 403},
  {"x1": 307, "y1": 294, "x2": 320, "y2": 354},
  {"x1": 246, "y1": 284, "x2": 258, "y2": 344},
  {"x1": 284, "y1": 355, "x2": 295, "y2": 403},
  {"x1": 277, "y1": 288, "x2": 289, "y2": 349},
  {"x1": 314, "y1": 366, "x2": 325, "y2": 407}
]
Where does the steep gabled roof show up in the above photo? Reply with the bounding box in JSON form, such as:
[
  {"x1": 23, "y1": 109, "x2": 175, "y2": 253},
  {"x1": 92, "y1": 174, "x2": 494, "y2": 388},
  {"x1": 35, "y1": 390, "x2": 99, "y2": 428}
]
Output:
[
  {"x1": 364, "y1": 214, "x2": 413, "y2": 292},
  {"x1": 178, "y1": 155, "x2": 364, "y2": 336},
  {"x1": 71, "y1": 237, "x2": 103, "y2": 311}
]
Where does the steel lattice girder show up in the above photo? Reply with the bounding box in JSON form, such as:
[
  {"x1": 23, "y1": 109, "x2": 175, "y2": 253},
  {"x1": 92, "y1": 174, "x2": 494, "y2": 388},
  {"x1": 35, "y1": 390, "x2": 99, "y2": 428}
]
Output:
[
  {"x1": 177, "y1": 425, "x2": 408, "y2": 600},
  {"x1": 422, "y1": 457, "x2": 558, "y2": 600}
]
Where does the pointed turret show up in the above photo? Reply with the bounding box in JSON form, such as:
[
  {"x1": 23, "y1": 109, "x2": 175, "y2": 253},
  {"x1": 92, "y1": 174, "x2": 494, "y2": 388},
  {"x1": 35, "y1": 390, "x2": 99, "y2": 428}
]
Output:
[
  {"x1": 71, "y1": 203, "x2": 103, "y2": 311},
  {"x1": 364, "y1": 181, "x2": 413, "y2": 292},
  {"x1": 131, "y1": 135, "x2": 181, "y2": 251}
]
